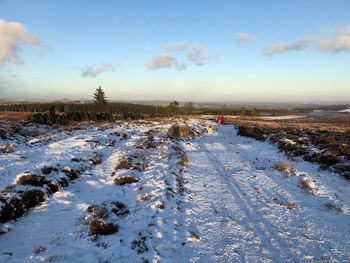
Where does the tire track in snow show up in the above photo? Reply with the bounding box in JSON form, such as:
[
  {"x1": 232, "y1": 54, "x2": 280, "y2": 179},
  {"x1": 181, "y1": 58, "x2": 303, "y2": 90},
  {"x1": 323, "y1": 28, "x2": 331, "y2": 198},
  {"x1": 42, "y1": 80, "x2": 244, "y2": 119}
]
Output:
[{"x1": 184, "y1": 125, "x2": 350, "y2": 262}]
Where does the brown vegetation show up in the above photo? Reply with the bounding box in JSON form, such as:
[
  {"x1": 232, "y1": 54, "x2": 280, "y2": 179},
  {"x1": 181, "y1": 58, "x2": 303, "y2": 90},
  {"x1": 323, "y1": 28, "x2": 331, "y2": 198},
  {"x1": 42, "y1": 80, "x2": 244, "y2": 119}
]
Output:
[
  {"x1": 300, "y1": 177, "x2": 316, "y2": 194},
  {"x1": 90, "y1": 154, "x2": 102, "y2": 166},
  {"x1": 115, "y1": 158, "x2": 134, "y2": 170},
  {"x1": 114, "y1": 176, "x2": 139, "y2": 185},
  {"x1": 234, "y1": 115, "x2": 350, "y2": 179},
  {"x1": 274, "y1": 161, "x2": 294, "y2": 174},
  {"x1": 167, "y1": 124, "x2": 194, "y2": 138},
  {"x1": 0, "y1": 144, "x2": 15, "y2": 154},
  {"x1": 87, "y1": 205, "x2": 108, "y2": 219},
  {"x1": 0, "y1": 111, "x2": 31, "y2": 122},
  {"x1": 179, "y1": 153, "x2": 189, "y2": 167},
  {"x1": 16, "y1": 173, "x2": 60, "y2": 193},
  {"x1": 89, "y1": 219, "x2": 118, "y2": 236},
  {"x1": 0, "y1": 188, "x2": 46, "y2": 223}
]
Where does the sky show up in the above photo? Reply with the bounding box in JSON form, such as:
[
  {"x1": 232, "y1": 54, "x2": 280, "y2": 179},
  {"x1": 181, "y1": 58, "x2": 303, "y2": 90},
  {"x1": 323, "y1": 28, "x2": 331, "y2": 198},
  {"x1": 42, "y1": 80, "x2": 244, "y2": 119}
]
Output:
[{"x1": 0, "y1": 0, "x2": 350, "y2": 102}]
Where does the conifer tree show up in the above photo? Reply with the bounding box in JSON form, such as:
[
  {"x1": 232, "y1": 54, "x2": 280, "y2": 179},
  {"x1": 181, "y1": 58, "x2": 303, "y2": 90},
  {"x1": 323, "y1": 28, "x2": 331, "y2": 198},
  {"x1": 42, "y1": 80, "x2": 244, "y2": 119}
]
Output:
[{"x1": 93, "y1": 86, "x2": 108, "y2": 113}]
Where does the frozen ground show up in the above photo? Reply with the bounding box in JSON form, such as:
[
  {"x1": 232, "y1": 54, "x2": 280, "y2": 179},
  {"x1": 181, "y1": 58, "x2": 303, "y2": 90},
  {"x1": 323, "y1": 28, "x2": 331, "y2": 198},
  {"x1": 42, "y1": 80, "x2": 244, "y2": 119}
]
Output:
[{"x1": 0, "y1": 119, "x2": 349, "y2": 262}]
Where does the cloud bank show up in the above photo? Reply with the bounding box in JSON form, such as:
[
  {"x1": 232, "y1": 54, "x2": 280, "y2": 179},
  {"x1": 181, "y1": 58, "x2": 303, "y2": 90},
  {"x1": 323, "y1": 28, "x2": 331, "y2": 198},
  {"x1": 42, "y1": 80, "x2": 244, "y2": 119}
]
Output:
[
  {"x1": 265, "y1": 26, "x2": 350, "y2": 55},
  {"x1": 0, "y1": 19, "x2": 41, "y2": 65},
  {"x1": 146, "y1": 42, "x2": 213, "y2": 71}
]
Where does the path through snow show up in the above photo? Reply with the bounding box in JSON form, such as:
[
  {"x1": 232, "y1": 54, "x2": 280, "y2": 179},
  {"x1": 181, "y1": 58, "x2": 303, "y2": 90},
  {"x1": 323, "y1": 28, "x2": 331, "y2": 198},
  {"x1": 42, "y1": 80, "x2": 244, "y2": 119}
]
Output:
[
  {"x1": 184, "y1": 125, "x2": 350, "y2": 262},
  {"x1": 0, "y1": 122, "x2": 349, "y2": 262}
]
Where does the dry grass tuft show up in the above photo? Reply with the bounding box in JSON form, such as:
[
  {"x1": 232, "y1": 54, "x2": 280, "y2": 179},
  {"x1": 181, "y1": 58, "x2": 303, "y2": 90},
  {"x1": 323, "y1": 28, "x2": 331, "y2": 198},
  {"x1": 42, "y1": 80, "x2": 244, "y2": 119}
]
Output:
[
  {"x1": 139, "y1": 193, "x2": 151, "y2": 202},
  {"x1": 167, "y1": 124, "x2": 194, "y2": 138},
  {"x1": 299, "y1": 177, "x2": 316, "y2": 194},
  {"x1": 115, "y1": 158, "x2": 133, "y2": 170},
  {"x1": 89, "y1": 219, "x2": 118, "y2": 236},
  {"x1": 90, "y1": 154, "x2": 102, "y2": 166},
  {"x1": 189, "y1": 231, "x2": 200, "y2": 240},
  {"x1": 287, "y1": 203, "x2": 297, "y2": 209},
  {"x1": 114, "y1": 176, "x2": 139, "y2": 186},
  {"x1": 179, "y1": 153, "x2": 189, "y2": 167},
  {"x1": 0, "y1": 144, "x2": 15, "y2": 154},
  {"x1": 274, "y1": 161, "x2": 294, "y2": 174}
]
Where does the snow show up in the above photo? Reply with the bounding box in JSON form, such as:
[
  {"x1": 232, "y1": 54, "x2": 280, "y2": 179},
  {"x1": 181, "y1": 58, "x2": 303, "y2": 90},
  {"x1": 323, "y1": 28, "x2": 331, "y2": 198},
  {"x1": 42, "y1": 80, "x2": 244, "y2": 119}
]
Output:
[{"x1": 0, "y1": 120, "x2": 350, "y2": 262}]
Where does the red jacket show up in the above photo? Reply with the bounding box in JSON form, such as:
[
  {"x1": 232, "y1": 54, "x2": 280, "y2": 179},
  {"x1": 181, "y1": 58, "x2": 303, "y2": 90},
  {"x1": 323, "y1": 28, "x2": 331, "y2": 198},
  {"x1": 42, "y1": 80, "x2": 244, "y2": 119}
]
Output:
[{"x1": 217, "y1": 115, "x2": 224, "y2": 121}]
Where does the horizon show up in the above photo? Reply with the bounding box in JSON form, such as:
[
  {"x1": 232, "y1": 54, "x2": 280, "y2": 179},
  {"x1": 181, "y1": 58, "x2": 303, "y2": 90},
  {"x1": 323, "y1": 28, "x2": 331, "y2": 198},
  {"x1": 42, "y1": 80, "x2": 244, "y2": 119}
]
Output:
[
  {"x1": 1, "y1": 97, "x2": 350, "y2": 106},
  {"x1": 1, "y1": 1, "x2": 350, "y2": 101}
]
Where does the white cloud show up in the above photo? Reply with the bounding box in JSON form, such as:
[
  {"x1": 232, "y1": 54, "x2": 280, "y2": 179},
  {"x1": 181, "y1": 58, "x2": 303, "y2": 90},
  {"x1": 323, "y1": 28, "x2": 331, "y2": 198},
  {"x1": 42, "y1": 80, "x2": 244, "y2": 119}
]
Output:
[
  {"x1": 81, "y1": 63, "x2": 115, "y2": 78},
  {"x1": 146, "y1": 42, "x2": 212, "y2": 71},
  {"x1": 264, "y1": 40, "x2": 309, "y2": 55},
  {"x1": 146, "y1": 54, "x2": 188, "y2": 71},
  {"x1": 264, "y1": 25, "x2": 350, "y2": 56},
  {"x1": 187, "y1": 45, "x2": 210, "y2": 66},
  {"x1": 236, "y1": 32, "x2": 254, "y2": 46},
  {"x1": 316, "y1": 34, "x2": 350, "y2": 53},
  {"x1": 0, "y1": 19, "x2": 41, "y2": 65},
  {"x1": 146, "y1": 54, "x2": 176, "y2": 70}
]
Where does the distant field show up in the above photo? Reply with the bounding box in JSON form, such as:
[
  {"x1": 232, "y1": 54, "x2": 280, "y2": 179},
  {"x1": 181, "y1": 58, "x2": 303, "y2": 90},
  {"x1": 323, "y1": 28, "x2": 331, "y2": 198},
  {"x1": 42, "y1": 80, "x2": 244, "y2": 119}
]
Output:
[
  {"x1": 0, "y1": 111, "x2": 32, "y2": 122},
  {"x1": 230, "y1": 114, "x2": 350, "y2": 131}
]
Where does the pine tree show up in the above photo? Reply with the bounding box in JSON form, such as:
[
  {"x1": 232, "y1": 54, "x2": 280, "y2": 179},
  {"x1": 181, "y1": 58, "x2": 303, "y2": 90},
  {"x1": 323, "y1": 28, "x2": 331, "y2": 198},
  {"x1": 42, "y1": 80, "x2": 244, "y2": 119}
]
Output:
[{"x1": 93, "y1": 86, "x2": 108, "y2": 113}]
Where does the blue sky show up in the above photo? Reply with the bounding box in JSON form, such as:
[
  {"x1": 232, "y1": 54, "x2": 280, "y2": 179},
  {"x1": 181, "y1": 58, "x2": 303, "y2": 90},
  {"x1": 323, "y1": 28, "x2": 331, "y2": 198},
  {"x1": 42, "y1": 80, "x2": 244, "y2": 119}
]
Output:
[{"x1": 0, "y1": 0, "x2": 350, "y2": 102}]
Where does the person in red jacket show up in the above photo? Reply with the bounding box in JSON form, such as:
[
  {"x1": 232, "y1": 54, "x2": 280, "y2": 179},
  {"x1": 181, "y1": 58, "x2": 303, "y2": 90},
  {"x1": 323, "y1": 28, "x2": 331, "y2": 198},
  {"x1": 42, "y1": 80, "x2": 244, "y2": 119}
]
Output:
[
  {"x1": 220, "y1": 114, "x2": 225, "y2": 124},
  {"x1": 217, "y1": 114, "x2": 225, "y2": 125}
]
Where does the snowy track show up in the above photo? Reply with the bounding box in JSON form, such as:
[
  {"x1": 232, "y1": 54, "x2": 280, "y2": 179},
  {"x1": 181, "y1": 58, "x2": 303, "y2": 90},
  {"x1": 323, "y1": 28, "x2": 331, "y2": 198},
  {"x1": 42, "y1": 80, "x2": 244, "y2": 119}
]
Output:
[
  {"x1": 184, "y1": 125, "x2": 350, "y2": 262},
  {"x1": 1, "y1": 122, "x2": 349, "y2": 262}
]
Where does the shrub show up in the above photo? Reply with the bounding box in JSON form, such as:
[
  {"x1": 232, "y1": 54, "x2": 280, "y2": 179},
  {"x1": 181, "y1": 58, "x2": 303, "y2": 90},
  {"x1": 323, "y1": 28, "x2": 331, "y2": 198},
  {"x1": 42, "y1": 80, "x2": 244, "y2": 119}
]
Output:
[
  {"x1": 236, "y1": 125, "x2": 265, "y2": 141},
  {"x1": 16, "y1": 173, "x2": 59, "y2": 193},
  {"x1": 319, "y1": 152, "x2": 339, "y2": 166},
  {"x1": 110, "y1": 201, "x2": 129, "y2": 217},
  {"x1": 87, "y1": 205, "x2": 108, "y2": 219},
  {"x1": 167, "y1": 125, "x2": 194, "y2": 138},
  {"x1": 114, "y1": 176, "x2": 139, "y2": 185},
  {"x1": 0, "y1": 188, "x2": 46, "y2": 223},
  {"x1": 115, "y1": 158, "x2": 133, "y2": 170},
  {"x1": 89, "y1": 219, "x2": 118, "y2": 235}
]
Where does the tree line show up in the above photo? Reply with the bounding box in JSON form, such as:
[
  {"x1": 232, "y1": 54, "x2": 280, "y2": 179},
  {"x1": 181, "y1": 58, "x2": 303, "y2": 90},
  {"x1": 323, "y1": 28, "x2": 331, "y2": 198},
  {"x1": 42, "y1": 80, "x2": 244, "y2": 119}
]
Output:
[{"x1": 0, "y1": 87, "x2": 266, "y2": 125}]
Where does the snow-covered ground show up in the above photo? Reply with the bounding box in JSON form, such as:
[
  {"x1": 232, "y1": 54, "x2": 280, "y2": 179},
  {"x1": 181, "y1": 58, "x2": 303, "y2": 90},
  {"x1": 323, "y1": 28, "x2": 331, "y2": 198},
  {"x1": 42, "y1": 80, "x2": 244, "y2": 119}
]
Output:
[{"x1": 0, "y1": 120, "x2": 349, "y2": 262}]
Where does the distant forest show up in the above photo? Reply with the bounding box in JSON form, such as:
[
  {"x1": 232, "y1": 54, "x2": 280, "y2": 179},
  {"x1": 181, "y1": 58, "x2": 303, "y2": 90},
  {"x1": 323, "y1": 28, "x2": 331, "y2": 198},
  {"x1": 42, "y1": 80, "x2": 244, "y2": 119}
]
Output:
[
  {"x1": 0, "y1": 102, "x2": 262, "y2": 116},
  {"x1": 0, "y1": 84, "x2": 303, "y2": 124}
]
